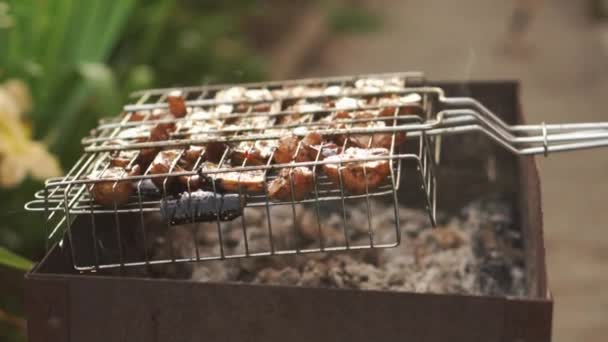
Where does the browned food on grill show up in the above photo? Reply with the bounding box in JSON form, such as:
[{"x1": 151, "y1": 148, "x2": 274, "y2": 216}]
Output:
[
  {"x1": 167, "y1": 90, "x2": 188, "y2": 118},
  {"x1": 216, "y1": 170, "x2": 266, "y2": 194},
  {"x1": 175, "y1": 142, "x2": 229, "y2": 191},
  {"x1": 136, "y1": 122, "x2": 178, "y2": 165},
  {"x1": 374, "y1": 93, "x2": 422, "y2": 121},
  {"x1": 235, "y1": 102, "x2": 274, "y2": 113},
  {"x1": 328, "y1": 111, "x2": 404, "y2": 149},
  {"x1": 268, "y1": 167, "x2": 314, "y2": 201},
  {"x1": 204, "y1": 141, "x2": 228, "y2": 163},
  {"x1": 274, "y1": 135, "x2": 300, "y2": 164},
  {"x1": 189, "y1": 162, "x2": 265, "y2": 194},
  {"x1": 182, "y1": 145, "x2": 204, "y2": 164},
  {"x1": 323, "y1": 147, "x2": 390, "y2": 194},
  {"x1": 230, "y1": 140, "x2": 276, "y2": 166},
  {"x1": 149, "y1": 149, "x2": 183, "y2": 190},
  {"x1": 109, "y1": 148, "x2": 140, "y2": 168},
  {"x1": 149, "y1": 122, "x2": 176, "y2": 141},
  {"x1": 277, "y1": 100, "x2": 325, "y2": 125},
  {"x1": 87, "y1": 165, "x2": 141, "y2": 207},
  {"x1": 306, "y1": 141, "x2": 341, "y2": 161},
  {"x1": 126, "y1": 110, "x2": 150, "y2": 122},
  {"x1": 274, "y1": 132, "x2": 323, "y2": 164}
]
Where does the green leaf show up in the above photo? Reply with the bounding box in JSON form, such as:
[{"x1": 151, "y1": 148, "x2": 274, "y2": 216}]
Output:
[
  {"x1": 45, "y1": 62, "x2": 121, "y2": 155},
  {"x1": 0, "y1": 247, "x2": 33, "y2": 271}
]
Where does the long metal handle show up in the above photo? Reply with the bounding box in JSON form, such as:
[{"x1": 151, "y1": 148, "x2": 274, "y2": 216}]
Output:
[{"x1": 433, "y1": 96, "x2": 608, "y2": 155}]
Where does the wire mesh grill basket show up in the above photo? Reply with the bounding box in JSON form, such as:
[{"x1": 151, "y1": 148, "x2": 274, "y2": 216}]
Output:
[{"x1": 25, "y1": 72, "x2": 608, "y2": 271}]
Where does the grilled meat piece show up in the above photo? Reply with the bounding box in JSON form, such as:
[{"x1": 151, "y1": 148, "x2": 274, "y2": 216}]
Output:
[
  {"x1": 87, "y1": 165, "x2": 141, "y2": 207},
  {"x1": 150, "y1": 122, "x2": 176, "y2": 141},
  {"x1": 138, "y1": 122, "x2": 178, "y2": 165},
  {"x1": 105, "y1": 139, "x2": 141, "y2": 168},
  {"x1": 268, "y1": 167, "x2": 314, "y2": 201},
  {"x1": 196, "y1": 162, "x2": 266, "y2": 194},
  {"x1": 277, "y1": 100, "x2": 326, "y2": 125},
  {"x1": 354, "y1": 77, "x2": 404, "y2": 92},
  {"x1": 149, "y1": 149, "x2": 183, "y2": 191},
  {"x1": 230, "y1": 140, "x2": 276, "y2": 166},
  {"x1": 329, "y1": 111, "x2": 404, "y2": 149},
  {"x1": 183, "y1": 145, "x2": 204, "y2": 165},
  {"x1": 125, "y1": 110, "x2": 150, "y2": 122},
  {"x1": 160, "y1": 190, "x2": 244, "y2": 225},
  {"x1": 375, "y1": 93, "x2": 422, "y2": 120},
  {"x1": 109, "y1": 149, "x2": 139, "y2": 168},
  {"x1": 306, "y1": 142, "x2": 341, "y2": 161},
  {"x1": 274, "y1": 132, "x2": 323, "y2": 164},
  {"x1": 167, "y1": 90, "x2": 188, "y2": 118},
  {"x1": 216, "y1": 170, "x2": 266, "y2": 194},
  {"x1": 204, "y1": 142, "x2": 228, "y2": 163},
  {"x1": 323, "y1": 147, "x2": 390, "y2": 194},
  {"x1": 274, "y1": 135, "x2": 303, "y2": 164}
]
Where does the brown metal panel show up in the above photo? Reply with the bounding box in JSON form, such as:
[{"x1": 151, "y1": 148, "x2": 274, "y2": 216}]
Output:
[
  {"x1": 68, "y1": 277, "x2": 511, "y2": 342},
  {"x1": 503, "y1": 297, "x2": 553, "y2": 342},
  {"x1": 25, "y1": 276, "x2": 70, "y2": 342}
]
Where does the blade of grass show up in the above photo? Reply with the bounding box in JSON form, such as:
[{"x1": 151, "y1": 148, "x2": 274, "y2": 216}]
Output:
[
  {"x1": 0, "y1": 247, "x2": 33, "y2": 271},
  {"x1": 45, "y1": 62, "x2": 120, "y2": 155},
  {"x1": 131, "y1": 0, "x2": 175, "y2": 64},
  {"x1": 97, "y1": 0, "x2": 137, "y2": 61}
]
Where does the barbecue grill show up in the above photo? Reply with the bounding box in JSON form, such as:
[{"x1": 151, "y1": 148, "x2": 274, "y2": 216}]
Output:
[
  {"x1": 25, "y1": 79, "x2": 554, "y2": 342},
  {"x1": 24, "y1": 72, "x2": 608, "y2": 272}
]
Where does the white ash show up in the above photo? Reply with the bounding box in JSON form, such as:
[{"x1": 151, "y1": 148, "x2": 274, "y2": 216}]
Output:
[{"x1": 149, "y1": 197, "x2": 525, "y2": 296}]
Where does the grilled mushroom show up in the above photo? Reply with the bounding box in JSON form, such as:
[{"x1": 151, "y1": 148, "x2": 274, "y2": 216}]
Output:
[
  {"x1": 167, "y1": 90, "x2": 188, "y2": 118},
  {"x1": 268, "y1": 167, "x2": 314, "y2": 201},
  {"x1": 323, "y1": 147, "x2": 390, "y2": 194},
  {"x1": 87, "y1": 165, "x2": 141, "y2": 207}
]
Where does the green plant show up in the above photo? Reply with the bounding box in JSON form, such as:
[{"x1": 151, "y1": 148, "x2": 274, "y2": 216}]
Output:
[
  {"x1": 0, "y1": 247, "x2": 32, "y2": 271},
  {"x1": 1, "y1": 1, "x2": 268, "y2": 340},
  {"x1": 328, "y1": 5, "x2": 382, "y2": 34}
]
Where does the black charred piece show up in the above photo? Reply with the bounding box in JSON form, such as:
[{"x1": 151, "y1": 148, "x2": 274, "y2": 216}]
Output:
[{"x1": 160, "y1": 190, "x2": 245, "y2": 225}]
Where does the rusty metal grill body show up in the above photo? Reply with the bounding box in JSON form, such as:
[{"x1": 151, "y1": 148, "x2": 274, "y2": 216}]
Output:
[{"x1": 25, "y1": 71, "x2": 608, "y2": 271}]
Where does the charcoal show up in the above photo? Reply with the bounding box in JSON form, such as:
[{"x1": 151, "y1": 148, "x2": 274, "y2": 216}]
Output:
[
  {"x1": 160, "y1": 190, "x2": 244, "y2": 225},
  {"x1": 149, "y1": 196, "x2": 525, "y2": 297}
]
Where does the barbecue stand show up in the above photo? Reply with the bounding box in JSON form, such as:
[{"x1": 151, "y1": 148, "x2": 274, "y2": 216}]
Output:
[{"x1": 25, "y1": 79, "x2": 553, "y2": 342}]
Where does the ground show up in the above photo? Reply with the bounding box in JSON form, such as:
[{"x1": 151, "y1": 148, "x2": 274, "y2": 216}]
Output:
[{"x1": 293, "y1": 1, "x2": 608, "y2": 341}]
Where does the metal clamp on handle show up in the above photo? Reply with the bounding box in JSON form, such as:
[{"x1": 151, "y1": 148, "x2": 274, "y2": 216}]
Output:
[{"x1": 542, "y1": 122, "x2": 549, "y2": 157}]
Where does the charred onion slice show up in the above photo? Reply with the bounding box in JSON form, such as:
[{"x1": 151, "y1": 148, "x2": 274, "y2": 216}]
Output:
[
  {"x1": 268, "y1": 167, "x2": 314, "y2": 201},
  {"x1": 87, "y1": 165, "x2": 141, "y2": 207},
  {"x1": 323, "y1": 147, "x2": 391, "y2": 194}
]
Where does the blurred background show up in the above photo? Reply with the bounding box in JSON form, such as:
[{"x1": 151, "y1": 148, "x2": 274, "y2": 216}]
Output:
[{"x1": 1, "y1": 0, "x2": 607, "y2": 341}]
